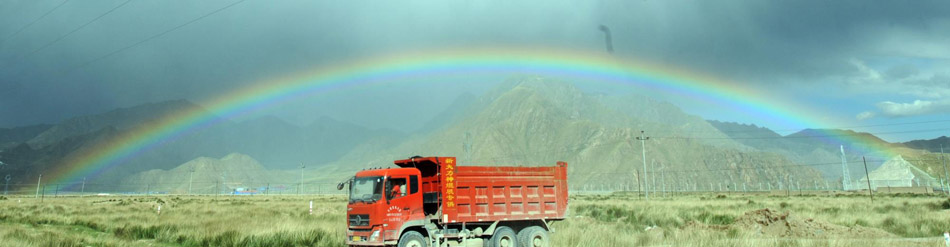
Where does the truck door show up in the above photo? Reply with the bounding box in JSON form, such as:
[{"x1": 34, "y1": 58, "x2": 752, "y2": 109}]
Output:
[{"x1": 384, "y1": 175, "x2": 422, "y2": 240}]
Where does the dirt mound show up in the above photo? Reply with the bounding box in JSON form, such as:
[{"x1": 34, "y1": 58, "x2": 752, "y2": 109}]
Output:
[{"x1": 732, "y1": 208, "x2": 893, "y2": 238}]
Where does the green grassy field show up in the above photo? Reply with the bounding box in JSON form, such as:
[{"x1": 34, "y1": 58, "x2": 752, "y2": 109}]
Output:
[{"x1": 1, "y1": 193, "x2": 948, "y2": 247}]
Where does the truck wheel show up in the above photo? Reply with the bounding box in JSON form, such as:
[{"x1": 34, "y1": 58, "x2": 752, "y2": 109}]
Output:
[
  {"x1": 488, "y1": 226, "x2": 518, "y2": 247},
  {"x1": 516, "y1": 227, "x2": 531, "y2": 246},
  {"x1": 518, "y1": 226, "x2": 549, "y2": 247},
  {"x1": 398, "y1": 231, "x2": 427, "y2": 247}
]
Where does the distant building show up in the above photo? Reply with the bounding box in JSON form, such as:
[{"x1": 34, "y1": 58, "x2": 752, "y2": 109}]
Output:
[
  {"x1": 232, "y1": 187, "x2": 261, "y2": 195},
  {"x1": 856, "y1": 155, "x2": 938, "y2": 190}
]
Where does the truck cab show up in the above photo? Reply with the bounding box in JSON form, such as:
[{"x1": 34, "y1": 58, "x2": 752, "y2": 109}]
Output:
[{"x1": 345, "y1": 167, "x2": 424, "y2": 246}]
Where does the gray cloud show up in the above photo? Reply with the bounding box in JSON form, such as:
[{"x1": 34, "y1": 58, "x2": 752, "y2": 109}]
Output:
[
  {"x1": 884, "y1": 65, "x2": 920, "y2": 81},
  {"x1": 599, "y1": 1, "x2": 950, "y2": 82},
  {"x1": 1, "y1": 0, "x2": 949, "y2": 130}
]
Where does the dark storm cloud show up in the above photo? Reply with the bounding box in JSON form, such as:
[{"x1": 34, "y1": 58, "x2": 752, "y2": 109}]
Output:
[
  {"x1": 0, "y1": 0, "x2": 948, "y2": 128},
  {"x1": 598, "y1": 1, "x2": 950, "y2": 82}
]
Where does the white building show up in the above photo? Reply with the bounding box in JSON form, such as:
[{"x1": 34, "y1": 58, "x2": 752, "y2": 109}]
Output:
[{"x1": 856, "y1": 155, "x2": 938, "y2": 190}]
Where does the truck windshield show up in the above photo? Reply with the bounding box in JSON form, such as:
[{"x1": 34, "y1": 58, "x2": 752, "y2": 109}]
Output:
[{"x1": 349, "y1": 176, "x2": 382, "y2": 203}]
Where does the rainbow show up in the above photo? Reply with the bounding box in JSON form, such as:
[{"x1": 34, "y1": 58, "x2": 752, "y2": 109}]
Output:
[{"x1": 46, "y1": 47, "x2": 895, "y2": 185}]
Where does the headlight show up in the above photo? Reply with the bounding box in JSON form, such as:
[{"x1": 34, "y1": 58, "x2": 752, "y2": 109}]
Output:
[{"x1": 369, "y1": 230, "x2": 380, "y2": 241}]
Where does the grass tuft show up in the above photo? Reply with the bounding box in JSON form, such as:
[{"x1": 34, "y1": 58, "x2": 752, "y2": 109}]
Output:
[{"x1": 1, "y1": 194, "x2": 947, "y2": 246}]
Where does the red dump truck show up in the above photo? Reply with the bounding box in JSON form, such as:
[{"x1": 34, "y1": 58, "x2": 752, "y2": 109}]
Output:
[{"x1": 338, "y1": 156, "x2": 568, "y2": 247}]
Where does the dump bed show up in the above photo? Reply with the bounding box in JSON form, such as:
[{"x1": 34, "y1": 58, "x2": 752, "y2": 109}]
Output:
[{"x1": 440, "y1": 159, "x2": 568, "y2": 224}]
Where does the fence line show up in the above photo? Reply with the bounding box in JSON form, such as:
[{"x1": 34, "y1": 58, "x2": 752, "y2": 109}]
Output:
[{"x1": 1, "y1": 176, "x2": 945, "y2": 198}]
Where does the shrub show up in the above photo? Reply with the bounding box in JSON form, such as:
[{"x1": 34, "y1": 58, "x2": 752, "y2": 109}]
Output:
[
  {"x1": 817, "y1": 206, "x2": 840, "y2": 216},
  {"x1": 880, "y1": 217, "x2": 909, "y2": 236},
  {"x1": 853, "y1": 218, "x2": 869, "y2": 227},
  {"x1": 726, "y1": 228, "x2": 740, "y2": 238},
  {"x1": 873, "y1": 204, "x2": 898, "y2": 213},
  {"x1": 238, "y1": 229, "x2": 339, "y2": 247},
  {"x1": 113, "y1": 224, "x2": 178, "y2": 240},
  {"x1": 697, "y1": 211, "x2": 735, "y2": 225}
]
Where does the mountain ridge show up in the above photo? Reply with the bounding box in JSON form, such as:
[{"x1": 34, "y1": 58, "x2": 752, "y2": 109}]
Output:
[
  {"x1": 0, "y1": 99, "x2": 393, "y2": 188},
  {"x1": 319, "y1": 77, "x2": 823, "y2": 189}
]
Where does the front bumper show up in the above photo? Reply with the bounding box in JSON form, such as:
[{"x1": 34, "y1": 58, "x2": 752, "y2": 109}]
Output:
[{"x1": 346, "y1": 228, "x2": 384, "y2": 246}]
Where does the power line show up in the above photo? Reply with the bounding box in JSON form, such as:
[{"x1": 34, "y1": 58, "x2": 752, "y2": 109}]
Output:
[
  {"x1": 811, "y1": 119, "x2": 950, "y2": 131},
  {"x1": 0, "y1": 0, "x2": 71, "y2": 47},
  {"x1": 12, "y1": 159, "x2": 946, "y2": 185},
  {"x1": 57, "y1": 0, "x2": 246, "y2": 76},
  {"x1": 580, "y1": 159, "x2": 927, "y2": 176},
  {"x1": 449, "y1": 127, "x2": 945, "y2": 166},
  {"x1": 653, "y1": 127, "x2": 950, "y2": 140},
  {"x1": 679, "y1": 119, "x2": 950, "y2": 134},
  {"x1": 16, "y1": 0, "x2": 133, "y2": 61}
]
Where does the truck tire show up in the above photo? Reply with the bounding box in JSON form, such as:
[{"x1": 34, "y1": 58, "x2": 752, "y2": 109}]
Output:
[
  {"x1": 518, "y1": 226, "x2": 549, "y2": 247},
  {"x1": 487, "y1": 226, "x2": 518, "y2": 247},
  {"x1": 516, "y1": 227, "x2": 531, "y2": 246},
  {"x1": 398, "y1": 231, "x2": 427, "y2": 247}
]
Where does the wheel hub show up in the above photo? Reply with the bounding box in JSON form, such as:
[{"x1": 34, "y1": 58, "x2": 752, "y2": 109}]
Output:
[
  {"x1": 500, "y1": 237, "x2": 511, "y2": 247},
  {"x1": 532, "y1": 236, "x2": 543, "y2": 247}
]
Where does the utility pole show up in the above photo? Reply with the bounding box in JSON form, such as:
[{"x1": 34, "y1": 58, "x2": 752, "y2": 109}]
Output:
[
  {"x1": 662, "y1": 172, "x2": 668, "y2": 197},
  {"x1": 0, "y1": 161, "x2": 7, "y2": 195},
  {"x1": 637, "y1": 130, "x2": 650, "y2": 200},
  {"x1": 3, "y1": 174, "x2": 10, "y2": 195},
  {"x1": 863, "y1": 157, "x2": 873, "y2": 202},
  {"x1": 840, "y1": 145, "x2": 852, "y2": 191},
  {"x1": 35, "y1": 174, "x2": 42, "y2": 198},
  {"x1": 941, "y1": 144, "x2": 948, "y2": 196},
  {"x1": 785, "y1": 175, "x2": 790, "y2": 197},
  {"x1": 188, "y1": 168, "x2": 195, "y2": 195},
  {"x1": 299, "y1": 163, "x2": 305, "y2": 195},
  {"x1": 636, "y1": 170, "x2": 642, "y2": 199}
]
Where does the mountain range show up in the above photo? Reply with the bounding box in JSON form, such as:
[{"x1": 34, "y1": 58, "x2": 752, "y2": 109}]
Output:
[
  {"x1": 708, "y1": 121, "x2": 948, "y2": 182},
  {"x1": 317, "y1": 77, "x2": 822, "y2": 190},
  {"x1": 1, "y1": 76, "x2": 947, "y2": 192},
  {"x1": 0, "y1": 100, "x2": 395, "y2": 188}
]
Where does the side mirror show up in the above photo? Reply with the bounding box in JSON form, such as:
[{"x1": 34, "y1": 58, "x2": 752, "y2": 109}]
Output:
[{"x1": 337, "y1": 182, "x2": 345, "y2": 190}]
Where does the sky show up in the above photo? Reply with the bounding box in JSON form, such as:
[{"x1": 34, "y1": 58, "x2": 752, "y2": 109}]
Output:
[{"x1": 1, "y1": 0, "x2": 949, "y2": 142}]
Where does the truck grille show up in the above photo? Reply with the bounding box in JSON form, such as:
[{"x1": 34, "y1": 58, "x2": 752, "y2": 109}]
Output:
[{"x1": 349, "y1": 214, "x2": 369, "y2": 226}]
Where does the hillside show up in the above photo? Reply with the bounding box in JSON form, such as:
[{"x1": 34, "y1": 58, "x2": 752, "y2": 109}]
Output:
[
  {"x1": 709, "y1": 121, "x2": 948, "y2": 182},
  {"x1": 903, "y1": 136, "x2": 950, "y2": 153},
  {"x1": 0, "y1": 124, "x2": 52, "y2": 149},
  {"x1": 120, "y1": 153, "x2": 285, "y2": 193},
  {"x1": 0, "y1": 126, "x2": 123, "y2": 186},
  {"x1": 321, "y1": 77, "x2": 823, "y2": 189},
  {"x1": 26, "y1": 100, "x2": 209, "y2": 149},
  {"x1": 0, "y1": 100, "x2": 391, "y2": 189}
]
